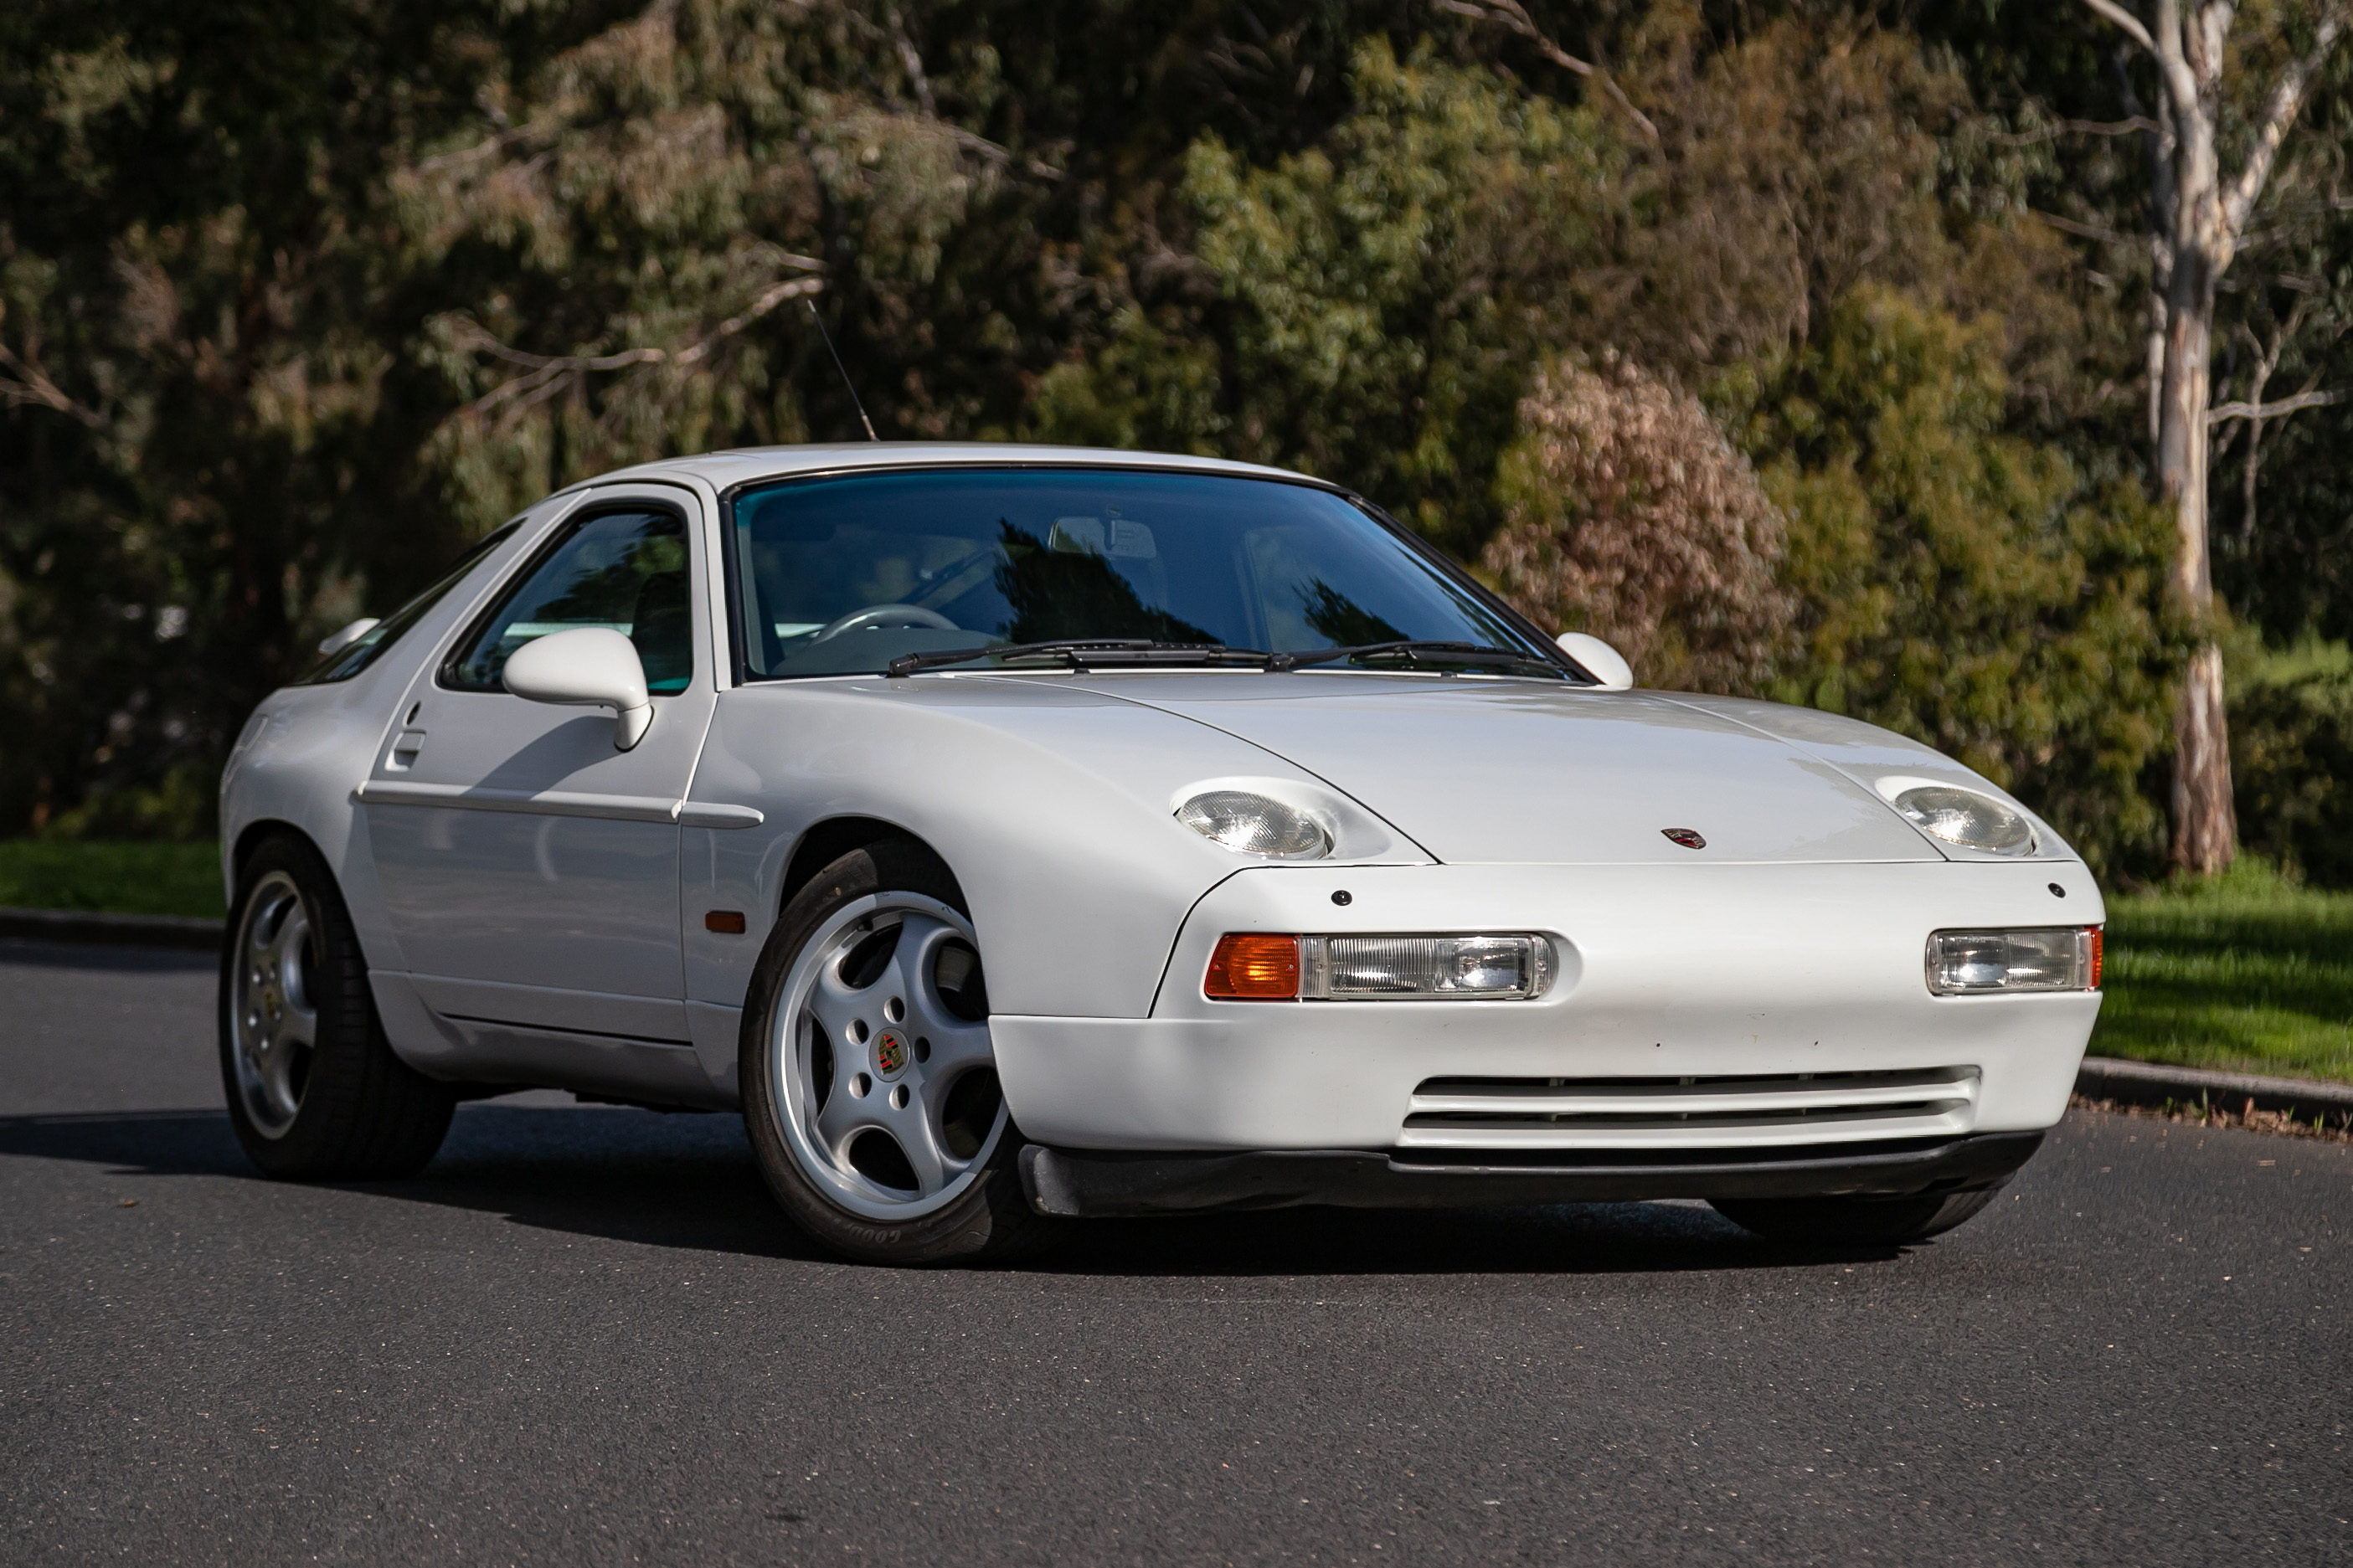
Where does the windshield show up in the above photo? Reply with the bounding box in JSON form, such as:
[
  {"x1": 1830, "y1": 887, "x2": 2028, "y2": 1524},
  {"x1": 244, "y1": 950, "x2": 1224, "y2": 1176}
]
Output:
[{"x1": 727, "y1": 468, "x2": 1559, "y2": 678}]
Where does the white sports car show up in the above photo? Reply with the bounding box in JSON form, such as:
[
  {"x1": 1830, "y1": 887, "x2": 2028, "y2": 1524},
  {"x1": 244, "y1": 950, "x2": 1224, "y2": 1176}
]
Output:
[{"x1": 219, "y1": 445, "x2": 2103, "y2": 1262}]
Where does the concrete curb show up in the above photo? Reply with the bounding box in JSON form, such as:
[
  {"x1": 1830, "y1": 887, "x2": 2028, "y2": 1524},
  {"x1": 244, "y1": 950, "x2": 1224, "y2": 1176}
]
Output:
[
  {"x1": 0, "y1": 906, "x2": 224, "y2": 952},
  {"x1": 2076, "y1": 1055, "x2": 2353, "y2": 1130}
]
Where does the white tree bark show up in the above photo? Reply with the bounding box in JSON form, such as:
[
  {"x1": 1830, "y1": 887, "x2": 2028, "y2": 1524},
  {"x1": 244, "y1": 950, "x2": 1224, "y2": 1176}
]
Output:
[{"x1": 2080, "y1": 0, "x2": 2347, "y2": 874}]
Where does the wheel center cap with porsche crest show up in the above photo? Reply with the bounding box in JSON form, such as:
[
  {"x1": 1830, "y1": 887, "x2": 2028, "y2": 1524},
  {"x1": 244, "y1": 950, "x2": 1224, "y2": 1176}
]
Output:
[
  {"x1": 1661, "y1": 828, "x2": 1707, "y2": 850},
  {"x1": 873, "y1": 1029, "x2": 911, "y2": 1080}
]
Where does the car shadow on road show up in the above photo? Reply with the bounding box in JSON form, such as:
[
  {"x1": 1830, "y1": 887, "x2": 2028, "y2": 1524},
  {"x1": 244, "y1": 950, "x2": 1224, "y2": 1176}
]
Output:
[{"x1": 0, "y1": 1108, "x2": 1913, "y2": 1274}]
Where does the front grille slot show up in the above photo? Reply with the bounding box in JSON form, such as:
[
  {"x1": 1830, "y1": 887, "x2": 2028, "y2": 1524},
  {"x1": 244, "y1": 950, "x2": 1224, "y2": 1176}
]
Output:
[{"x1": 1399, "y1": 1067, "x2": 1980, "y2": 1150}]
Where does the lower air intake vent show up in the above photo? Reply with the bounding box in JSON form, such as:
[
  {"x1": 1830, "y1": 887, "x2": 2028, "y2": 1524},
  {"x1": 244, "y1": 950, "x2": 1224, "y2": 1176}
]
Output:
[{"x1": 1399, "y1": 1067, "x2": 1980, "y2": 1151}]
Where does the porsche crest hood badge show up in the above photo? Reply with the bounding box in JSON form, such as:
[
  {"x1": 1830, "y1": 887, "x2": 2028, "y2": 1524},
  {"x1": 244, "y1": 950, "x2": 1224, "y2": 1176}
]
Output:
[{"x1": 1661, "y1": 828, "x2": 1707, "y2": 850}]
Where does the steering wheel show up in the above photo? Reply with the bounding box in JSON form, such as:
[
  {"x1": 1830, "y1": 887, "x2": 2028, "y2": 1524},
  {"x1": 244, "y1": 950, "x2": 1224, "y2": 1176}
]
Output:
[{"x1": 807, "y1": 604, "x2": 960, "y2": 644}]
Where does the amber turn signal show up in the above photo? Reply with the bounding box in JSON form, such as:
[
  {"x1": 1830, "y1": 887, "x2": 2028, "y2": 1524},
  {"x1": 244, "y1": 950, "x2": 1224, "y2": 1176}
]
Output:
[
  {"x1": 705, "y1": 910, "x2": 748, "y2": 934},
  {"x1": 1205, "y1": 933, "x2": 1300, "y2": 1000}
]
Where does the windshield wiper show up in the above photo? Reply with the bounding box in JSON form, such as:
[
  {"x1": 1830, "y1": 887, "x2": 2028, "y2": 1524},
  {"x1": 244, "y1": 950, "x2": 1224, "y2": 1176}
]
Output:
[
  {"x1": 887, "y1": 640, "x2": 1274, "y2": 677},
  {"x1": 1265, "y1": 640, "x2": 1561, "y2": 674}
]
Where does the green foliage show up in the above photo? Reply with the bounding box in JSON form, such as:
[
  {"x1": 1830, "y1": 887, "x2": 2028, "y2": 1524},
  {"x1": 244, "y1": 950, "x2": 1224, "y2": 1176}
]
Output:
[
  {"x1": 2095, "y1": 858, "x2": 2353, "y2": 1083},
  {"x1": 0, "y1": 838, "x2": 223, "y2": 917},
  {"x1": 0, "y1": 0, "x2": 2338, "y2": 878},
  {"x1": 1723, "y1": 286, "x2": 2188, "y2": 877},
  {"x1": 0, "y1": 0, "x2": 565, "y2": 835},
  {"x1": 1028, "y1": 39, "x2": 1614, "y2": 556},
  {"x1": 2231, "y1": 641, "x2": 2353, "y2": 888}
]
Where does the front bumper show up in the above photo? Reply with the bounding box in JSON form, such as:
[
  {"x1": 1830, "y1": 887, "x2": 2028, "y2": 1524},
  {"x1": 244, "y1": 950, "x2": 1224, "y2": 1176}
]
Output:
[
  {"x1": 1020, "y1": 1130, "x2": 2046, "y2": 1216},
  {"x1": 992, "y1": 861, "x2": 2103, "y2": 1154}
]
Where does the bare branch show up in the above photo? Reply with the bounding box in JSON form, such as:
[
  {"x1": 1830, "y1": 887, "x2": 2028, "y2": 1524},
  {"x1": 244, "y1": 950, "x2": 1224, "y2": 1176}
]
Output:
[
  {"x1": 883, "y1": 7, "x2": 938, "y2": 119},
  {"x1": 2207, "y1": 388, "x2": 2345, "y2": 424},
  {"x1": 946, "y1": 126, "x2": 1065, "y2": 182},
  {"x1": 2144, "y1": 0, "x2": 2204, "y2": 126},
  {"x1": 449, "y1": 273, "x2": 826, "y2": 428},
  {"x1": 2222, "y1": 6, "x2": 2350, "y2": 237},
  {"x1": 2030, "y1": 208, "x2": 2143, "y2": 245},
  {"x1": 0, "y1": 342, "x2": 104, "y2": 428},
  {"x1": 1434, "y1": 0, "x2": 1660, "y2": 144},
  {"x1": 2078, "y1": 0, "x2": 2158, "y2": 54},
  {"x1": 414, "y1": 121, "x2": 553, "y2": 175},
  {"x1": 1987, "y1": 115, "x2": 2162, "y2": 145}
]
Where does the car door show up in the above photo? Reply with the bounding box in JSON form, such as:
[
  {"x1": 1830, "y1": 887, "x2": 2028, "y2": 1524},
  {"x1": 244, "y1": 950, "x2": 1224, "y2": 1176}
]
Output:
[{"x1": 358, "y1": 484, "x2": 716, "y2": 1049}]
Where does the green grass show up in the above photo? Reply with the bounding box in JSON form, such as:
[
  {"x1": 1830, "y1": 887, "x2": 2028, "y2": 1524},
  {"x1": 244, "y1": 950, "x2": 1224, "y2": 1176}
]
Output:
[
  {"x1": 0, "y1": 840, "x2": 224, "y2": 919},
  {"x1": 2093, "y1": 860, "x2": 2353, "y2": 1085}
]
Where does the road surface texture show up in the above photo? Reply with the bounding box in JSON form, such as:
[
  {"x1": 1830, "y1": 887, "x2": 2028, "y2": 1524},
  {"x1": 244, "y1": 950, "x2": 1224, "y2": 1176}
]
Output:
[{"x1": 3, "y1": 937, "x2": 2347, "y2": 1565}]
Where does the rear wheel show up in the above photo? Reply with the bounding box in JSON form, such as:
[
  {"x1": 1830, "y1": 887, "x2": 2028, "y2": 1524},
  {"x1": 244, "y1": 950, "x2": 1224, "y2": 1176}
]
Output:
[
  {"x1": 740, "y1": 840, "x2": 1056, "y2": 1265},
  {"x1": 1710, "y1": 1186, "x2": 2001, "y2": 1247},
  {"x1": 219, "y1": 833, "x2": 455, "y2": 1178}
]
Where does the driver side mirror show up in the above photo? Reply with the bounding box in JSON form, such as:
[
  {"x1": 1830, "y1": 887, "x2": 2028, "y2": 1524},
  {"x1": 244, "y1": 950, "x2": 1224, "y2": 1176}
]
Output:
[
  {"x1": 1556, "y1": 631, "x2": 1634, "y2": 691},
  {"x1": 502, "y1": 627, "x2": 656, "y2": 750}
]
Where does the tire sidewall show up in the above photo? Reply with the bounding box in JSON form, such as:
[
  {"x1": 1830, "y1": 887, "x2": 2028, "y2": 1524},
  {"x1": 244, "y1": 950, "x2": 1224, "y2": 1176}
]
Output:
[
  {"x1": 217, "y1": 833, "x2": 423, "y2": 1176},
  {"x1": 739, "y1": 841, "x2": 1041, "y2": 1264}
]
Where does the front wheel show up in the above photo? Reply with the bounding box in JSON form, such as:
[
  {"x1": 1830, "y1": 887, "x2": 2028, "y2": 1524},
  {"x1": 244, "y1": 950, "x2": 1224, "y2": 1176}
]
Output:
[
  {"x1": 1710, "y1": 1185, "x2": 2002, "y2": 1247},
  {"x1": 739, "y1": 840, "x2": 1056, "y2": 1265},
  {"x1": 219, "y1": 833, "x2": 455, "y2": 1178}
]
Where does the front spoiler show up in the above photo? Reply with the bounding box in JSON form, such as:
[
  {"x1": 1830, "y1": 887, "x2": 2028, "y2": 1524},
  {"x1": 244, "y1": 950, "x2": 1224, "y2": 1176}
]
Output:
[{"x1": 1019, "y1": 1130, "x2": 2045, "y2": 1218}]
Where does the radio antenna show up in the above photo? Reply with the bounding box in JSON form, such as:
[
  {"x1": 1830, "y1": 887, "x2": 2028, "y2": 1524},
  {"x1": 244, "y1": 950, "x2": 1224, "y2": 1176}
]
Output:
[{"x1": 805, "y1": 297, "x2": 878, "y2": 442}]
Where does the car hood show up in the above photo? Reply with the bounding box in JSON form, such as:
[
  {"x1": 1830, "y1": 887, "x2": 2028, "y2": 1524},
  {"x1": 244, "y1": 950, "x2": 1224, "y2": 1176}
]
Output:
[{"x1": 1064, "y1": 675, "x2": 1945, "y2": 866}]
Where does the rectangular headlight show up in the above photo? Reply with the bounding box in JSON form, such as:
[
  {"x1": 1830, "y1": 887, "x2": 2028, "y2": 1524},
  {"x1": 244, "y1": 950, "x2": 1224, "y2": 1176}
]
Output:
[
  {"x1": 1304, "y1": 933, "x2": 1552, "y2": 1001},
  {"x1": 1925, "y1": 927, "x2": 2103, "y2": 995}
]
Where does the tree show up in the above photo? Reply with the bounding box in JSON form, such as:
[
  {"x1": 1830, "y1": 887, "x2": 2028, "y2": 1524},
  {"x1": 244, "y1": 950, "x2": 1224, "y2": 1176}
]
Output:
[
  {"x1": 1729, "y1": 286, "x2": 2189, "y2": 877},
  {"x1": 1026, "y1": 37, "x2": 1615, "y2": 556},
  {"x1": 0, "y1": 1, "x2": 526, "y2": 835},
  {"x1": 2078, "y1": 0, "x2": 2350, "y2": 872},
  {"x1": 1481, "y1": 353, "x2": 1793, "y2": 694}
]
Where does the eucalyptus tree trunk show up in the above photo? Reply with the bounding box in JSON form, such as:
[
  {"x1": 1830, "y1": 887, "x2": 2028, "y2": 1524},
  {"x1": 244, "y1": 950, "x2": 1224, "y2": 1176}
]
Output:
[
  {"x1": 2154, "y1": 88, "x2": 2232, "y2": 872},
  {"x1": 2083, "y1": 0, "x2": 2346, "y2": 873}
]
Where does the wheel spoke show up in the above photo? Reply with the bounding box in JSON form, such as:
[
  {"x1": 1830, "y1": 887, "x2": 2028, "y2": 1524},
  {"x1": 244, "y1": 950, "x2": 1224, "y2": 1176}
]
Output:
[
  {"x1": 883, "y1": 1097, "x2": 952, "y2": 1195},
  {"x1": 255, "y1": 1031, "x2": 302, "y2": 1119},
  {"x1": 916, "y1": 1016, "x2": 992, "y2": 1073},
  {"x1": 269, "y1": 903, "x2": 310, "y2": 978},
  {"x1": 277, "y1": 996, "x2": 318, "y2": 1048},
  {"x1": 808, "y1": 938, "x2": 881, "y2": 1044},
  {"x1": 811, "y1": 1062, "x2": 879, "y2": 1155},
  {"x1": 873, "y1": 913, "x2": 950, "y2": 1010}
]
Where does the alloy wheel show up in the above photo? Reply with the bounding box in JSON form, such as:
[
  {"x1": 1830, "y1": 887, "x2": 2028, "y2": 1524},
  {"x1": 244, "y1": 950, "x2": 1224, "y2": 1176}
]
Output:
[
  {"x1": 229, "y1": 870, "x2": 318, "y2": 1137},
  {"x1": 766, "y1": 891, "x2": 1007, "y2": 1221}
]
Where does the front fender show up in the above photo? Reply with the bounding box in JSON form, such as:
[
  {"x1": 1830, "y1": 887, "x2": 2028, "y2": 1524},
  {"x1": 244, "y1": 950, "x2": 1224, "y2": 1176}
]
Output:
[{"x1": 682, "y1": 676, "x2": 1430, "y2": 1020}]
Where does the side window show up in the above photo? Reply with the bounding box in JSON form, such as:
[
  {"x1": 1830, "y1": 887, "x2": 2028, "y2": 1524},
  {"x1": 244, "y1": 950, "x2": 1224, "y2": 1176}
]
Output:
[
  {"x1": 444, "y1": 508, "x2": 694, "y2": 695},
  {"x1": 303, "y1": 522, "x2": 520, "y2": 684}
]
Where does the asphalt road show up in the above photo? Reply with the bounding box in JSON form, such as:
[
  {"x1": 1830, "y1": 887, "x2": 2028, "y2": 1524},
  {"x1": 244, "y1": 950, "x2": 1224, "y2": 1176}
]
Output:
[{"x1": 2, "y1": 938, "x2": 2347, "y2": 1565}]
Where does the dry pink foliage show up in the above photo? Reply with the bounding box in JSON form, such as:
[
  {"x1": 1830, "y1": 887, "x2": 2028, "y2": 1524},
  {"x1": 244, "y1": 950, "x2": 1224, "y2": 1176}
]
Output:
[{"x1": 1481, "y1": 355, "x2": 1794, "y2": 693}]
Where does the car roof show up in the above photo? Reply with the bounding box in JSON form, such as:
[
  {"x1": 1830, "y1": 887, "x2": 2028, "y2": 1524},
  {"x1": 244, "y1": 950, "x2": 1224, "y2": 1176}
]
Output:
[{"x1": 561, "y1": 442, "x2": 1338, "y2": 496}]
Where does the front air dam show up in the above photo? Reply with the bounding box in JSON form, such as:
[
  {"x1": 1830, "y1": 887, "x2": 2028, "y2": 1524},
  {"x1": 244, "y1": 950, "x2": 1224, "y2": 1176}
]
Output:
[{"x1": 1016, "y1": 1130, "x2": 2046, "y2": 1217}]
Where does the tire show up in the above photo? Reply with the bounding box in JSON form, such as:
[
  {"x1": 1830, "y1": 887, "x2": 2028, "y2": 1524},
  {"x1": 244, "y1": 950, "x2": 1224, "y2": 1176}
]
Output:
[
  {"x1": 739, "y1": 839, "x2": 1058, "y2": 1265},
  {"x1": 219, "y1": 833, "x2": 455, "y2": 1179},
  {"x1": 1710, "y1": 1185, "x2": 2003, "y2": 1247}
]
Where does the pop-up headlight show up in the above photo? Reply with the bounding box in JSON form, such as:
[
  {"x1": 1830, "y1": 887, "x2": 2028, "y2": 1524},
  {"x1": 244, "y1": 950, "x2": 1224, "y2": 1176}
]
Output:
[
  {"x1": 1176, "y1": 790, "x2": 1333, "y2": 860},
  {"x1": 1892, "y1": 784, "x2": 2036, "y2": 856}
]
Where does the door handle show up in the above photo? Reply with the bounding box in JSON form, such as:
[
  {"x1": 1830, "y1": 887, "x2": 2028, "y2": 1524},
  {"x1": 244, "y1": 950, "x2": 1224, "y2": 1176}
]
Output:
[{"x1": 387, "y1": 727, "x2": 427, "y2": 771}]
